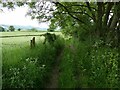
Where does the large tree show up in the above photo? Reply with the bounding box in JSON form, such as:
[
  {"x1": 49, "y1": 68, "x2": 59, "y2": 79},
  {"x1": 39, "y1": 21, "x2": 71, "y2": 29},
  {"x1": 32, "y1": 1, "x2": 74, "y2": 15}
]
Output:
[
  {"x1": 0, "y1": 1, "x2": 119, "y2": 37},
  {"x1": 23, "y1": 1, "x2": 120, "y2": 38}
]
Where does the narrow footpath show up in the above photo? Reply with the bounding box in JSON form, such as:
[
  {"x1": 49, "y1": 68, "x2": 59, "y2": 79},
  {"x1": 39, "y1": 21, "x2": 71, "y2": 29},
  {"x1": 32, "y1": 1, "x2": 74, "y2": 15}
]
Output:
[{"x1": 46, "y1": 49, "x2": 63, "y2": 88}]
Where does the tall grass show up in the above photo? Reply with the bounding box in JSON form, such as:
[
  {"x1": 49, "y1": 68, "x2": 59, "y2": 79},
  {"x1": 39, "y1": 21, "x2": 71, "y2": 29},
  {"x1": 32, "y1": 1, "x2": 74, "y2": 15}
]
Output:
[
  {"x1": 58, "y1": 40, "x2": 76, "y2": 88},
  {"x1": 2, "y1": 35, "x2": 65, "y2": 88},
  {"x1": 2, "y1": 32, "x2": 118, "y2": 88},
  {"x1": 58, "y1": 38, "x2": 119, "y2": 88},
  {"x1": 58, "y1": 47, "x2": 77, "y2": 88}
]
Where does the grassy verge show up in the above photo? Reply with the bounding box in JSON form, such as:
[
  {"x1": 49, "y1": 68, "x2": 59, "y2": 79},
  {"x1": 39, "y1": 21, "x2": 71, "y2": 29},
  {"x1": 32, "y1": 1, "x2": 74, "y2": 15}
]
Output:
[{"x1": 58, "y1": 38, "x2": 119, "y2": 88}]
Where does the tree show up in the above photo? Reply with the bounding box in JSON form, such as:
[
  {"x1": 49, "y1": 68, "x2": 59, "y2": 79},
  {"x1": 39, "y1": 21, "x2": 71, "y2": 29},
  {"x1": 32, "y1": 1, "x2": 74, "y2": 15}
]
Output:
[
  {"x1": 0, "y1": 26, "x2": 5, "y2": 32},
  {"x1": 19, "y1": 1, "x2": 119, "y2": 38},
  {"x1": 0, "y1": 1, "x2": 119, "y2": 39},
  {"x1": 18, "y1": 28, "x2": 21, "y2": 31},
  {"x1": 52, "y1": 2, "x2": 119, "y2": 37},
  {"x1": 47, "y1": 20, "x2": 57, "y2": 32},
  {"x1": 9, "y1": 25, "x2": 15, "y2": 32},
  {"x1": 47, "y1": 28, "x2": 54, "y2": 32}
]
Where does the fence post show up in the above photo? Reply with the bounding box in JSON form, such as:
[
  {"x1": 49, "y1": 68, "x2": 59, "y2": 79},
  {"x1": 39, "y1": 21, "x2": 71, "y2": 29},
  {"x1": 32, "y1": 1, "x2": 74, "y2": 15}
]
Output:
[
  {"x1": 33, "y1": 37, "x2": 35, "y2": 47},
  {"x1": 30, "y1": 37, "x2": 35, "y2": 48},
  {"x1": 30, "y1": 39, "x2": 33, "y2": 48}
]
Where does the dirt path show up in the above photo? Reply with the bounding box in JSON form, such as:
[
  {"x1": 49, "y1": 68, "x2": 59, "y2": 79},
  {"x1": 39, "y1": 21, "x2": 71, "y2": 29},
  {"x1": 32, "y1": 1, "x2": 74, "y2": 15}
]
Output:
[
  {"x1": 46, "y1": 49, "x2": 63, "y2": 88},
  {"x1": 45, "y1": 43, "x2": 76, "y2": 88}
]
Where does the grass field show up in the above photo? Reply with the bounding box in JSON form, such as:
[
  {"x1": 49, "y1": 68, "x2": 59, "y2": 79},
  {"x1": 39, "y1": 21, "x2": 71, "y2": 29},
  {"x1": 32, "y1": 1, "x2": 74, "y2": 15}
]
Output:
[
  {"x1": 0, "y1": 31, "x2": 62, "y2": 36},
  {"x1": 0, "y1": 32, "x2": 46, "y2": 46},
  {"x1": 0, "y1": 31, "x2": 45, "y2": 36},
  {"x1": 0, "y1": 31, "x2": 62, "y2": 46}
]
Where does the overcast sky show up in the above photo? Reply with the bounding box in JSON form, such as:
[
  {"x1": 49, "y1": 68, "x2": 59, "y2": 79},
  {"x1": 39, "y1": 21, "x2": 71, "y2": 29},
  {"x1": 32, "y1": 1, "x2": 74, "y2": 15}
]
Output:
[{"x1": 0, "y1": 6, "x2": 49, "y2": 28}]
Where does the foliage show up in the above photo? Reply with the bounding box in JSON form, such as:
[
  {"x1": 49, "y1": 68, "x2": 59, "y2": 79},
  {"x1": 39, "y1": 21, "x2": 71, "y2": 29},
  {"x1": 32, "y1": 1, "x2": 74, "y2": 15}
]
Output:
[
  {"x1": 9, "y1": 25, "x2": 15, "y2": 32},
  {"x1": 41, "y1": 32, "x2": 57, "y2": 45},
  {"x1": 24, "y1": 2, "x2": 120, "y2": 39},
  {"x1": 0, "y1": 26, "x2": 5, "y2": 32},
  {"x1": 2, "y1": 32, "x2": 64, "y2": 88},
  {"x1": 0, "y1": 1, "x2": 119, "y2": 88},
  {"x1": 59, "y1": 38, "x2": 119, "y2": 88},
  {"x1": 0, "y1": 1, "x2": 119, "y2": 40},
  {"x1": 18, "y1": 28, "x2": 21, "y2": 31},
  {"x1": 47, "y1": 19, "x2": 58, "y2": 32}
]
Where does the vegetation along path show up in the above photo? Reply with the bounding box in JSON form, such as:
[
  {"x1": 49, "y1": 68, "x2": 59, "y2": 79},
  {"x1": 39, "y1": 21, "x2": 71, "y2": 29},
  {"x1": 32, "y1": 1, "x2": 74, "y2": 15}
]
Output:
[{"x1": 46, "y1": 48, "x2": 64, "y2": 88}]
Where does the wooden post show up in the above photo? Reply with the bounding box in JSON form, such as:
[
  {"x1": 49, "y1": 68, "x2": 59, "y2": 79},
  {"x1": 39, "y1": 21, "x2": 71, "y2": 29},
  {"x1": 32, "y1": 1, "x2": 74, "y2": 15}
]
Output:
[
  {"x1": 33, "y1": 37, "x2": 35, "y2": 47},
  {"x1": 30, "y1": 37, "x2": 35, "y2": 48},
  {"x1": 30, "y1": 39, "x2": 33, "y2": 48}
]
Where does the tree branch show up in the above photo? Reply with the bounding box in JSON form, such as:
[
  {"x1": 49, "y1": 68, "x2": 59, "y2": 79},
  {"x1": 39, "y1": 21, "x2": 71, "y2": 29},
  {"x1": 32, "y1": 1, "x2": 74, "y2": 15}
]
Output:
[
  {"x1": 53, "y1": 2, "x2": 86, "y2": 24},
  {"x1": 103, "y1": 2, "x2": 114, "y2": 27},
  {"x1": 55, "y1": 11, "x2": 93, "y2": 19},
  {"x1": 85, "y1": 1, "x2": 96, "y2": 22},
  {"x1": 71, "y1": 4, "x2": 97, "y2": 11}
]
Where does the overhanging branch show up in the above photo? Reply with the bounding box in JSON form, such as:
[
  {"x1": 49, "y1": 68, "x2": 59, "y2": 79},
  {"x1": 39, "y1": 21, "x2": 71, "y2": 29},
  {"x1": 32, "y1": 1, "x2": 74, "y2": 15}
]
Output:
[
  {"x1": 53, "y1": 2, "x2": 86, "y2": 24},
  {"x1": 85, "y1": 1, "x2": 96, "y2": 22}
]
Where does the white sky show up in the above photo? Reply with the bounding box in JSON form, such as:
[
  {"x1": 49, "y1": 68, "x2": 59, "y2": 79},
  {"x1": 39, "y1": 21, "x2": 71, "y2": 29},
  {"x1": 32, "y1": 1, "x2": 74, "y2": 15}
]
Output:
[{"x1": 0, "y1": 6, "x2": 49, "y2": 28}]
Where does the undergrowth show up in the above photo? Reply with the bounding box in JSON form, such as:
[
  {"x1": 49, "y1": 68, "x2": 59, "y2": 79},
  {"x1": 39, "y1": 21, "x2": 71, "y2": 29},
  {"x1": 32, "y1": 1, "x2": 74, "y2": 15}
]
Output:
[
  {"x1": 59, "y1": 37, "x2": 119, "y2": 88},
  {"x1": 2, "y1": 35, "x2": 65, "y2": 88}
]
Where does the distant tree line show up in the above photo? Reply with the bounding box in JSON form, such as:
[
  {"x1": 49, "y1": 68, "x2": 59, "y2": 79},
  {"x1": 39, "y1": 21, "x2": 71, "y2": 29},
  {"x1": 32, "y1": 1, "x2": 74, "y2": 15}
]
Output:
[
  {"x1": 0, "y1": 26, "x2": 5, "y2": 32},
  {"x1": 0, "y1": 25, "x2": 42, "y2": 32},
  {"x1": 0, "y1": 25, "x2": 21, "y2": 32}
]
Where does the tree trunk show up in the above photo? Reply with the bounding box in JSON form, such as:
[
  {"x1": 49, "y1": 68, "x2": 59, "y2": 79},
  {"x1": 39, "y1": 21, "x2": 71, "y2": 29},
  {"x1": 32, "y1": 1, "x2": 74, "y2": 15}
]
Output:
[
  {"x1": 96, "y1": 2, "x2": 103, "y2": 37},
  {"x1": 109, "y1": 2, "x2": 120, "y2": 31},
  {"x1": 109, "y1": 14, "x2": 118, "y2": 30},
  {"x1": 103, "y1": 2, "x2": 114, "y2": 27}
]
